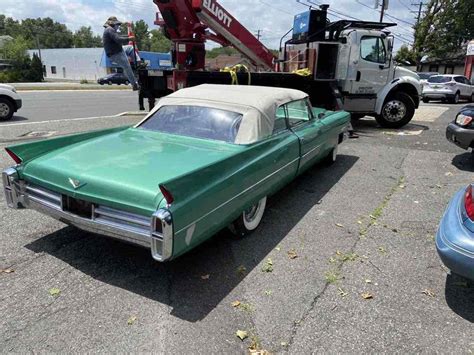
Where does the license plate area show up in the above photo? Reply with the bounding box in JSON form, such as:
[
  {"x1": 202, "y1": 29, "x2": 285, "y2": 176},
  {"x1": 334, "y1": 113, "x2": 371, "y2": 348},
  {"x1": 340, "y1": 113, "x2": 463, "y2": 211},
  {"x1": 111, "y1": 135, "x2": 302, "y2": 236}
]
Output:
[{"x1": 62, "y1": 196, "x2": 93, "y2": 219}]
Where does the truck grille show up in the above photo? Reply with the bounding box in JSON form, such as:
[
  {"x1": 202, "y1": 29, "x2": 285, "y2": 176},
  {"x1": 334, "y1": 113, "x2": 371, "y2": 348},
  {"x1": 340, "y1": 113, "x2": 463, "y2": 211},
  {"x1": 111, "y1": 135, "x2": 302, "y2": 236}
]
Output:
[{"x1": 26, "y1": 183, "x2": 151, "y2": 236}]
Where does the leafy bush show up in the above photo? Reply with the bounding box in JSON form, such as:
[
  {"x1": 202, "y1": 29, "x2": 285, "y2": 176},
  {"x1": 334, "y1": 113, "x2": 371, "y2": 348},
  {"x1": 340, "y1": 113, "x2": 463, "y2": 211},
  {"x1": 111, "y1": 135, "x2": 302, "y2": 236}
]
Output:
[{"x1": 80, "y1": 79, "x2": 89, "y2": 84}]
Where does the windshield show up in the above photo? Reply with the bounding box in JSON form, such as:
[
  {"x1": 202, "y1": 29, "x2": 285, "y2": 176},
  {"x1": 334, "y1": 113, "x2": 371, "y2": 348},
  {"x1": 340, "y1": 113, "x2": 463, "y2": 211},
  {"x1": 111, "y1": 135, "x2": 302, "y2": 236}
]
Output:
[
  {"x1": 428, "y1": 76, "x2": 452, "y2": 83},
  {"x1": 139, "y1": 105, "x2": 243, "y2": 143}
]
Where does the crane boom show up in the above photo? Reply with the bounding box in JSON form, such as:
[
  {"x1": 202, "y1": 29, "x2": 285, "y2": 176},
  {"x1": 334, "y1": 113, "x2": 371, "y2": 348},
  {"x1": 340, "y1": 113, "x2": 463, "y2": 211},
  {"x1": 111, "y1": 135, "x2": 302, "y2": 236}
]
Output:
[{"x1": 153, "y1": 0, "x2": 275, "y2": 70}]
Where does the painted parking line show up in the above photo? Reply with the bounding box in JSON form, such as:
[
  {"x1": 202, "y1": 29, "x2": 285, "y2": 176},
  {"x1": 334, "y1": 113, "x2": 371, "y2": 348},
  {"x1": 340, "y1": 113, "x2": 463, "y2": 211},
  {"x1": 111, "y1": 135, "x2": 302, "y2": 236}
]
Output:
[
  {"x1": 0, "y1": 112, "x2": 147, "y2": 127},
  {"x1": 412, "y1": 106, "x2": 449, "y2": 122}
]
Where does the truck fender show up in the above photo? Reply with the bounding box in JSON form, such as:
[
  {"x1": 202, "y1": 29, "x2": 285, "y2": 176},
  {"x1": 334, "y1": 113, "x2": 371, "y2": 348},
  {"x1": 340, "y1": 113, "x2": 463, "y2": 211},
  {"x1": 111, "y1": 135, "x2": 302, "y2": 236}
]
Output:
[{"x1": 375, "y1": 76, "x2": 421, "y2": 115}]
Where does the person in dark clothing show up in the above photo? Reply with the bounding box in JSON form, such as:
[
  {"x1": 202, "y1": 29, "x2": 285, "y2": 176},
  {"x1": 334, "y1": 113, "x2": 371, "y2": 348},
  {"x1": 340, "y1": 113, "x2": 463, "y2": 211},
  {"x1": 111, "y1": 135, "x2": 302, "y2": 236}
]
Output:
[{"x1": 103, "y1": 16, "x2": 139, "y2": 91}]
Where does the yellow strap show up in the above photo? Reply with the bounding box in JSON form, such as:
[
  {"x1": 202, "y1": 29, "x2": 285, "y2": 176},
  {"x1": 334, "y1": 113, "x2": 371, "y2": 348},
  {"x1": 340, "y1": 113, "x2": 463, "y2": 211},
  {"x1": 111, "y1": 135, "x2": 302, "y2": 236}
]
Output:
[
  {"x1": 220, "y1": 64, "x2": 251, "y2": 85},
  {"x1": 292, "y1": 68, "x2": 312, "y2": 76}
]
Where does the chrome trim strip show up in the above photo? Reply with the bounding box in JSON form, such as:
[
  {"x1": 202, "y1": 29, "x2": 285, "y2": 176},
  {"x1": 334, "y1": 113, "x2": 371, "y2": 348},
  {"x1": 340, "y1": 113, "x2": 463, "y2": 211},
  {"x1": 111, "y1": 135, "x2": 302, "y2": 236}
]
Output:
[
  {"x1": 27, "y1": 194, "x2": 62, "y2": 211},
  {"x1": 176, "y1": 157, "x2": 300, "y2": 234},
  {"x1": 25, "y1": 185, "x2": 61, "y2": 203},
  {"x1": 151, "y1": 209, "x2": 173, "y2": 261},
  {"x1": 2, "y1": 168, "x2": 21, "y2": 208},
  {"x1": 301, "y1": 143, "x2": 323, "y2": 159},
  {"x1": 94, "y1": 206, "x2": 150, "y2": 227}
]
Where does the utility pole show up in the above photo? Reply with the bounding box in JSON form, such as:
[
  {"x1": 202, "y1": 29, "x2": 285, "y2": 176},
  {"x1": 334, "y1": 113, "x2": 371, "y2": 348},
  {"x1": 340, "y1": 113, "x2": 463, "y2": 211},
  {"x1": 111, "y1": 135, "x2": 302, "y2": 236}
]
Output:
[
  {"x1": 379, "y1": 0, "x2": 386, "y2": 22},
  {"x1": 411, "y1": 2, "x2": 424, "y2": 24},
  {"x1": 35, "y1": 35, "x2": 42, "y2": 62},
  {"x1": 255, "y1": 29, "x2": 262, "y2": 41}
]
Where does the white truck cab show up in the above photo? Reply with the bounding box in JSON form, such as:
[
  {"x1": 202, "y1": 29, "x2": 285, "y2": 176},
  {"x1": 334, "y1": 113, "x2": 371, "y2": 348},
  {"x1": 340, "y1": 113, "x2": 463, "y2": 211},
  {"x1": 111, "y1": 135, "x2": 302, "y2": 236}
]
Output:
[
  {"x1": 0, "y1": 84, "x2": 22, "y2": 121},
  {"x1": 338, "y1": 28, "x2": 421, "y2": 127}
]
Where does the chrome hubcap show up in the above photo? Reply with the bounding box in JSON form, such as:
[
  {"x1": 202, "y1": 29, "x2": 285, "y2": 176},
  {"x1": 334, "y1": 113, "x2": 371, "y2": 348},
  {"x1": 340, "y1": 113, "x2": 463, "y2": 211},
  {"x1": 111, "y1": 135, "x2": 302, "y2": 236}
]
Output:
[
  {"x1": 0, "y1": 103, "x2": 9, "y2": 117},
  {"x1": 383, "y1": 100, "x2": 406, "y2": 122}
]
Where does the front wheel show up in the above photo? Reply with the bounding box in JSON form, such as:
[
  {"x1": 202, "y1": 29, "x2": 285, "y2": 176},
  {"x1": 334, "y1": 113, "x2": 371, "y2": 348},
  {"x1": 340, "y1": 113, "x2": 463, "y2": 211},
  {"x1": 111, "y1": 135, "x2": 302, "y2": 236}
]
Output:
[
  {"x1": 422, "y1": 97, "x2": 430, "y2": 103},
  {"x1": 0, "y1": 98, "x2": 14, "y2": 121},
  {"x1": 323, "y1": 145, "x2": 338, "y2": 166},
  {"x1": 376, "y1": 92, "x2": 415, "y2": 128},
  {"x1": 232, "y1": 197, "x2": 267, "y2": 237}
]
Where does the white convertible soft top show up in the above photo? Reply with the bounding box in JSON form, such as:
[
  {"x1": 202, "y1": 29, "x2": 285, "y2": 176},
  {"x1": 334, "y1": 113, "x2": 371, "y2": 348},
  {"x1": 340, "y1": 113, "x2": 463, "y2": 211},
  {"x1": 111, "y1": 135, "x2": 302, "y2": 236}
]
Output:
[{"x1": 145, "y1": 84, "x2": 308, "y2": 144}]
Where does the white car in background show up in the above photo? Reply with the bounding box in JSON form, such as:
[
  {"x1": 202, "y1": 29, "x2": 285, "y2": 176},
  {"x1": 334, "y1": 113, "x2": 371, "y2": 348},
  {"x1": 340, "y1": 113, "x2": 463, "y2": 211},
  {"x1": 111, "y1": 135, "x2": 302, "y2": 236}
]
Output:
[
  {"x1": 417, "y1": 72, "x2": 438, "y2": 89},
  {"x1": 422, "y1": 75, "x2": 473, "y2": 104},
  {"x1": 0, "y1": 84, "x2": 22, "y2": 121}
]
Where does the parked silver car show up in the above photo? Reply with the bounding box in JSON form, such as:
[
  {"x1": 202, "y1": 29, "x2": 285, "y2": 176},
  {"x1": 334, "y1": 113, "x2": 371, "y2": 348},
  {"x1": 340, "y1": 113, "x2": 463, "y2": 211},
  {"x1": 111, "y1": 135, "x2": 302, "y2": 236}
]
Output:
[{"x1": 422, "y1": 75, "x2": 473, "y2": 104}]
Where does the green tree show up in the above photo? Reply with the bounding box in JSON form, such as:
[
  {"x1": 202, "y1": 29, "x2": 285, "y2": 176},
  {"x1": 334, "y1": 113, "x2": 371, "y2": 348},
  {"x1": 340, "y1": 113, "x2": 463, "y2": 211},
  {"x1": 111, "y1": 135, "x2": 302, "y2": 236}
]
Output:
[
  {"x1": 73, "y1": 26, "x2": 102, "y2": 48},
  {"x1": 206, "y1": 46, "x2": 239, "y2": 58},
  {"x1": 27, "y1": 53, "x2": 44, "y2": 82},
  {"x1": 3, "y1": 36, "x2": 34, "y2": 82},
  {"x1": 394, "y1": 45, "x2": 416, "y2": 65},
  {"x1": 414, "y1": 0, "x2": 474, "y2": 61},
  {"x1": 133, "y1": 20, "x2": 150, "y2": 50},
  {"x1": 149, "y1": 29, "x2": 171, "y2": 52}
]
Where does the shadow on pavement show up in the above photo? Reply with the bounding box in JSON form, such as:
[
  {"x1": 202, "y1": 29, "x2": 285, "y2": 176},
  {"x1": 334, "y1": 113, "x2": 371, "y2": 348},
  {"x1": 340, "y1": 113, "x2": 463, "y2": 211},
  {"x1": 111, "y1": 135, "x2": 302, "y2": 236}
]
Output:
[
  {"x1": 444, "y1": 273, "x2": 474, "y2": 323},
  {"x1": 7, "y1": 115, "x2": 28, "y2": 123},
  {"x1": 452, "y1": 152, "x2": 474, "y2": 172},
  {"x1": 25, "y1": 154, "x2": 358, "y2": 322}
]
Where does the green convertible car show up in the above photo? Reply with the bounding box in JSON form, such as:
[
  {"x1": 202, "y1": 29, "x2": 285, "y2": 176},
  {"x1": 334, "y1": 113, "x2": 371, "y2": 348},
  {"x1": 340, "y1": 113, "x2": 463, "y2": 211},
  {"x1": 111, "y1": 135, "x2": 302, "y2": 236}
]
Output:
[{"x1": 2, "y1": 85, "x2": 350, "y2": 261}]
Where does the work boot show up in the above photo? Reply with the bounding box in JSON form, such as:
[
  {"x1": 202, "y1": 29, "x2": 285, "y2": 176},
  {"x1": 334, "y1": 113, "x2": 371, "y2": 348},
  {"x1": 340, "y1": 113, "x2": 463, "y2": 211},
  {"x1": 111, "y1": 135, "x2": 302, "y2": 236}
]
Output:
[{"x1": 132, "y1": 83, "x2": 140, "y2": 91}]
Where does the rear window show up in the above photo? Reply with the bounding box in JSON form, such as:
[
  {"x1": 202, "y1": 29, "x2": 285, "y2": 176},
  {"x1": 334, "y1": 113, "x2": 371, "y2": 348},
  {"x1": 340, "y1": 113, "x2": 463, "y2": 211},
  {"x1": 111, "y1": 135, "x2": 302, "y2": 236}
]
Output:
[
  {"x1": 428, "y1": 76, "x2": 452, "y2": 83},
  {"x1": 139, "y1": 105, "x2": 243, "y2": 143},
  {"x1": 418, "y1": 73, "x2": 434, "y2": 80}
]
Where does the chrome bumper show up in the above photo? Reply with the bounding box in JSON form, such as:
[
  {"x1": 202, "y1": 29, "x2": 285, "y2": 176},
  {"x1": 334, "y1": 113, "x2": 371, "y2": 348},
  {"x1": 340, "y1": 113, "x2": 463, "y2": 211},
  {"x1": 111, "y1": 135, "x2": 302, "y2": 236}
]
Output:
[{"x1": 2, "y1": 168, "x2": 173, "y2": 262}]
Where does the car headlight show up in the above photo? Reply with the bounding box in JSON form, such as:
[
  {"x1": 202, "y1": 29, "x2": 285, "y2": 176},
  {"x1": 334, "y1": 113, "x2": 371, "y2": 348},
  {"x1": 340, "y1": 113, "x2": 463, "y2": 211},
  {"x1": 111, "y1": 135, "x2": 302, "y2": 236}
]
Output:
[{"x1": 456, "y1": 113, "x2": 473, "y2": 127}]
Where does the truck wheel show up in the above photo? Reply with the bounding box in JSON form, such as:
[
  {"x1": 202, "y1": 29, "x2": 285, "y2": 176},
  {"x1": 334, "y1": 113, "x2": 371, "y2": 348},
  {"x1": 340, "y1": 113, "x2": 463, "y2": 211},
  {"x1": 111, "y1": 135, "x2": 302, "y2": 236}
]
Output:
[
  {"x1": 0, "y1": 97, "x2": 14, "y2": 121},
  {"x1": 231, "y1": 197, "x2": 267, "y2": 237},
  {"x1": 376, "y1": 92, "x2": 415, "y2": 128}
]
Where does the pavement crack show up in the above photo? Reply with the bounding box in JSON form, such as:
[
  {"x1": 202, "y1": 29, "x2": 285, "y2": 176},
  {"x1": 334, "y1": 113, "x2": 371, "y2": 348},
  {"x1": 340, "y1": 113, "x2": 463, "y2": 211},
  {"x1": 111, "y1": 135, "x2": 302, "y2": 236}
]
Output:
[{"x1": 285, "y1": 167, "x2": 407, "y2": 351}]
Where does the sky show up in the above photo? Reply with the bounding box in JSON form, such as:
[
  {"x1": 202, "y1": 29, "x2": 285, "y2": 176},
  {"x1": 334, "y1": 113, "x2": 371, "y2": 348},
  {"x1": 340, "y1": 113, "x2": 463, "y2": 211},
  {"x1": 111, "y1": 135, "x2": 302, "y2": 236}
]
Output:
[{"x1": 1, "y1": 0, "x2": 417, "y2": 51}]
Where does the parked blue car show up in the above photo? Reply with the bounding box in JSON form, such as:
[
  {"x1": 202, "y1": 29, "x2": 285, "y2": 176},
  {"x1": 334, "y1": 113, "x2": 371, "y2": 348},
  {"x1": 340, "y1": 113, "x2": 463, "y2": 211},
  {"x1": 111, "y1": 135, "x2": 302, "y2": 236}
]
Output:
[{"x1": 436, "y1": 184, "x2": 474, "y2": 281}]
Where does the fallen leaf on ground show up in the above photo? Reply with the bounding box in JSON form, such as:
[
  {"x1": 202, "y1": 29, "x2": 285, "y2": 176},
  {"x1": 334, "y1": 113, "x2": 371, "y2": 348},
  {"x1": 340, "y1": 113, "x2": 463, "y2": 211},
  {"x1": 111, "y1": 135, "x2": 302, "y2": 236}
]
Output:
[
  {"x1": 49, "y1": 288, "x2": 61, "y2": 297},
  {"x1": 338, "y1": 287, "x2": 348, "y2": 297},
  {"x1": 127, "y1": 316, "x2": 137, "y2": 325},
  {"x1": 264, "y1": 290, "x2": 272, "y2": 296},
  {"x1": 249, "y1": 349, "x2": 270, "y2": 355},
  {"x1": 365, "y1": 279, "x2": 372, "y2": 284},
  {"x1": 236, "y1": 330, "x2": 248, "y2": 341},
  {"x1": 288, "y1": 249, "x2": 298, "y2": 259},
  {"x1": 357, "y1": 220, "x2": 363, "y2": 224},
  {"x1": 237, "y1": 265, "x2": 247, "y2": 276},
  {"x1": 281, "y1": 342, "x2": 288, "y2": 347},
  {"x1": 275, "y1": 247, "x2": 281, "y2": 251},
  {"x1": 261, "y1": 259, "x2": 273, "y2": 273},
  {"x1": 378, "y1": 246, "x2": 387, "y2": 254},
  {"x1": 200, "y1": 274, "x2": 210, "y2": 280},
  {"x1": 0, "y1": 268, "x2": 14, "y2": 274},
  {"x1": 369, "y1": 215, "x2": 376, "y2": 220},
  {"x1": 422, "y1": 289, "x2": 435, "y2": 297},
  {"x1": 361, "y1": 292, "x2": 373, "y2": 299},
  {"x1": 231, "y1": 301, "x2": 241, "y2": 308},
  {"x1": 335, "y1": 223, "x2": 344, "y2": 228},
  {"x1": 445, "y1": 172, "x2": 453, "y2": 176}
]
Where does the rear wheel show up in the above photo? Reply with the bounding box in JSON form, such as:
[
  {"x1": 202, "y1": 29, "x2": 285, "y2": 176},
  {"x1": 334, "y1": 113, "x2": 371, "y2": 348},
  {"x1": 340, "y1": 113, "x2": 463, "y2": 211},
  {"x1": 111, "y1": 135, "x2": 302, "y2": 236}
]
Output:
[
  {"x1": 376, "y1": 92, "x2": 415, "y2": 128},
  {"x1": 232, "y1": 197, "x2": 267, "y2": 237},
  {"x1": 0, "y1": 97, "x2": 14, "y2": 121},
  {"x1": 323, "y1": 145, "x2": 338, "y2": 166},
  {"x1": 449, "y1": 92, "x2": 460, "y2": 104}
]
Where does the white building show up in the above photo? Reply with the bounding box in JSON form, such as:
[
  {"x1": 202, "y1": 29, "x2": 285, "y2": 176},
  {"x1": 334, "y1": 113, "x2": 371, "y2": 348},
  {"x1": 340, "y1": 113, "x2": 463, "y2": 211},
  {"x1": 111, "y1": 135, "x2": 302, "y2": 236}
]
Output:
[{"x1": 28, "y1": 48, "x2": 107, "y2": 81}]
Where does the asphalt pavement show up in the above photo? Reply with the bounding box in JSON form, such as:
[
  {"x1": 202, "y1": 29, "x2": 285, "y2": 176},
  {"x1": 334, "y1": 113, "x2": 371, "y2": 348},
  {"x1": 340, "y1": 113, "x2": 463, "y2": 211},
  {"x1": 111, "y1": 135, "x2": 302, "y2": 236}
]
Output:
[
  {"x1": 1, "y1": 90, "x2": 140, "y2": 125},
  {"x1": 0, "y1": 101, "x2": 473, "y2": 353}
]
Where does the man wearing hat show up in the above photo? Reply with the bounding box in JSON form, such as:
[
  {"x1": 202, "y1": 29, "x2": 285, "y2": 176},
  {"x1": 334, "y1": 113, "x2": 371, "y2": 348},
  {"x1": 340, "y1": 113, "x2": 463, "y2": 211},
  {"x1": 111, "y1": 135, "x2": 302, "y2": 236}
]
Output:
[{"x1": 103, "y1": 16, "x2": 139, "y2": 91}]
